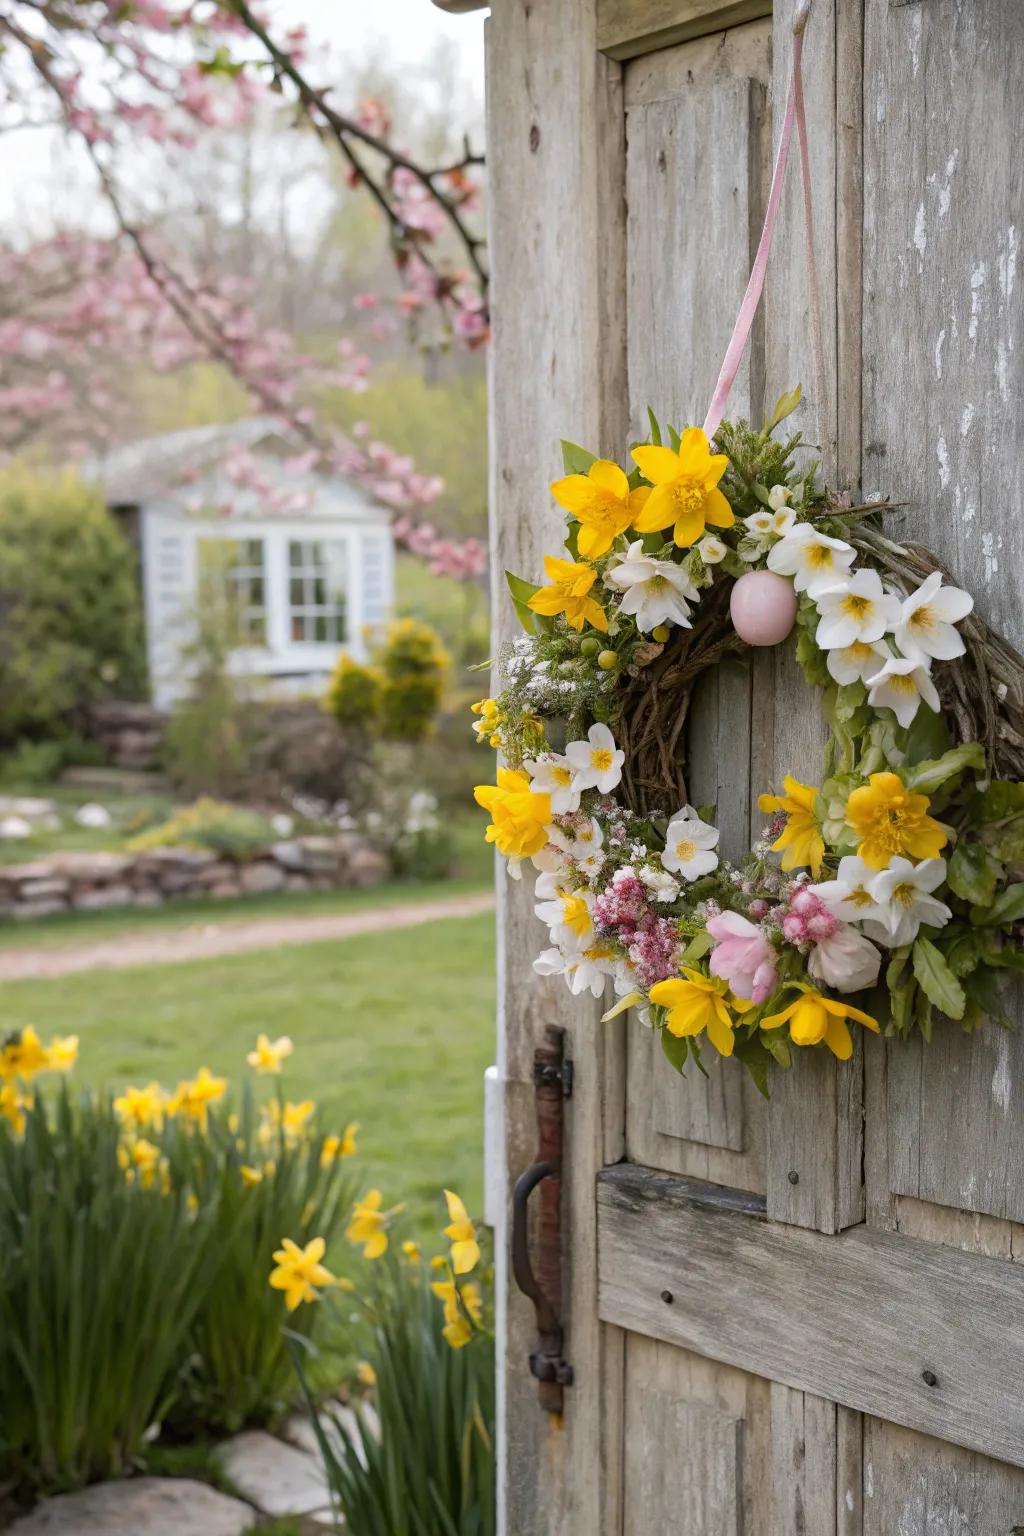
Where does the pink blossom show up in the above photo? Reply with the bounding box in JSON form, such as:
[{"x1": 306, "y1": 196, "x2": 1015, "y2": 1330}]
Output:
[
  {"x1": 707, "y1": 910, "x2": 778, "y2": 1004},
  {"x1": 628, "y1": 914, "x2": 679, "y2": 990},
  {"x1": 807, "y1": 925, "x2": 881, "y2": 993}
]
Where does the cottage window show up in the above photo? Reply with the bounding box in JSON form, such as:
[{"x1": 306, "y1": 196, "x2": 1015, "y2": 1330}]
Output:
[
  {"x1": 198, "y1": 537, "x2": 267, "y2": 646},
  {"x1": 288, "y1": 539, "x2": 348, "y2": 643}
]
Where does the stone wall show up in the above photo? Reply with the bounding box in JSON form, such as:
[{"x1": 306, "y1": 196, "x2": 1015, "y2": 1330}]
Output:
[
  {"x1": 88, "y1": 700, "x2": 169, "y2": 772},
  {"x1": 0, "y1": 835, "x2": 390, "y2": 922}
]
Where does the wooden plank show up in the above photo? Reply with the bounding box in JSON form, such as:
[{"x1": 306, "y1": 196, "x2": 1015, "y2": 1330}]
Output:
[
  {"x1": 599, "y1": 0, "x2": 772, "y2": 61},
  {"x1": 597, "y1": 1163, "x2": 1024, "y2": 1470},
  {"x1": 863, "y1": 1416, "x2": 1024, "y2": 1533},
  {"x1": 862, "y1": 0, "x2": 1024, "y2": 1223},
  {"x1": 653, "y1": 1033, "x2": 747, "y2": 1152},
  {"x1": 770, "y1": 1385, "x2": 838, "y2": 1536},
  {"x1": 486, "y1": 3, "x2": 628, "y2": 1533}
]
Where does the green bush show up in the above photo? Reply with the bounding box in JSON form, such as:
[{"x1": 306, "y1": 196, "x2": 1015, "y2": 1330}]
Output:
[
  {"x1": 126, "y1": 797, "x2": 276, "y2": 861},
  {"x1": 162, "y1": 569, "x2": 253, "y2": 798},
  {"x1": 0, "y1": 1030, "x2": 357, "y2": 1494},
  {"x1": 325, "y1": 655, "x2": 382, "y2": 732},
  {"x1": 0, "y1": 466, "x2": 146, "y2": 749},
  {"x1": 377, "y1": 619, "x2": 449, "y2": 743}
]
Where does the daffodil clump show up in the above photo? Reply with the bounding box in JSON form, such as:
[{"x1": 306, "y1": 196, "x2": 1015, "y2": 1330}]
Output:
[{"x1": 472, "y1": 393, "x2": 1024, "y2": 1090}]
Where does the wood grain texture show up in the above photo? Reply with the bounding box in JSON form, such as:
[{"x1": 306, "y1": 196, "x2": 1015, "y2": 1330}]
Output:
[
  {"x1": 863, "y1": 1416, "x2": 1024, "y2": 1533},
  {"x1": 862, "y1": 0, "x2": 1024, "y2": 1225},
  {"x1": 597, "y1": 1163, "x2": 1024, "y2": 1470},
  {"x1": 598, "y1": 0, "x2": 772, "y2": 60},
  {"x1": 485, "y1": 3, "x2": 628, "y2": 1532}
]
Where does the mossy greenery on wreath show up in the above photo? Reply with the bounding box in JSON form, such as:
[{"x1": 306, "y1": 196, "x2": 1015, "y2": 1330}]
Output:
[{"x1": 472, "y1": 389, "x2": 1024, "y2": 1092}]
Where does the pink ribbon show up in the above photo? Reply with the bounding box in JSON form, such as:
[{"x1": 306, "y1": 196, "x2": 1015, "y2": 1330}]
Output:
[{"x1": 702, "y1": 4, "x2": 818, "y2": 444}]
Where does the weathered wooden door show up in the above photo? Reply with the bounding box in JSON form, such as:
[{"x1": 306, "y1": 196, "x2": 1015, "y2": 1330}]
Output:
[{"x1": 484, "y1": 0, "x2": 1024, "y2": 1530}]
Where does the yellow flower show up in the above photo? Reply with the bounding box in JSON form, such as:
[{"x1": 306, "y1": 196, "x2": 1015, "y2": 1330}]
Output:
[
  {"x1": 430, "y1": 1254, "x2": 448, "y2": 1271},
  {"x1": 246, "y1": 1034, "x2": 294, "y2": 1075},
  {"x1": 46, "y1": 1035, "x2": 78, "y2": 1072},
  {"x1": 443, "y1": 1189, "x2": 480, "y2": 1275},
  {"x1": 355, "y1": 1360, "x2": 377, "y2": 1387},
  {"x1": 527, "y1": 555, "x2": 608, "y2": 633},
  {"x1": 346, "y1": 1189, "x2": 401, "y2": 1260},
  {"x1": 432, "y1": 1277, "x2": 484, "y2": 1349},
  {"x1": 549, "y1": 459, "x2": 652, "y2": 559},
  {"x1": 241, "y1": 1164, "x2": 264, "y2": 1187},
  {"x1": 0, "y1": 1026, "x2": 50, "y2": 1083},
  {"x1": 758, "y1": 775, "x2": 825, "y2": 875},
  {"x1": 631, "y1": 428, "x2": 735, "y2": 548},
  {"x1": 471, "y1": 697, "x2": 505, "y2": 748},
  {"x1": 281, "y1": 1100, "x2": 315, "y2": 1143},
  {"x1": 167, "y1": 1067, "x2": 227, "y2": 1132},
  {"x1": 648, "y1": 969, "x2": 738, "y2": 1057},
  {"x1": 402, "y1": 1240, "x2": 422, "y2": 1263},
  {"x1": 336, "y1": 1275, "x2": 356, "y2": 1293},
  {"x1": 0, "y1": 1084, "x2": 32, "y2": 1135},
  {"x1": 844, "y1": 772, "x2": 948, "y2": 870},
  {"x1": 474, "y1": 768, "x2": 552, "y2": 862},
  {"x1": 114, "y1": 1082, "x2": 166, "y2": 1134},
  {"x1": 321, "y1": 1121, "x2": 358, "y2": 1167},
  {"x1": 121, "y1": 1137, "x2": 165, "y2": 1191},
  {"x1": 269, "y1": 1235, "x2": 335, "y2": 1311},
  {"x1": 761, "y1": 991, "x2": 880, "y2": 1060}
]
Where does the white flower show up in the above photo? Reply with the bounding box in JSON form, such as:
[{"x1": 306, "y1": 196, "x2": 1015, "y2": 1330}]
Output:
[
  {"x1": 771, "y1": 507, "x2": 797, "y2": 535},
  {"x1": 534, "y1": 947, "x2": 569, "y2": 979},
  {"x1": 815, "y1": 568, "x2": 901, "y2": 648},
  {"x1": 566, "y1": 942, "x2": 619, "y2": 998},
  {"x1": 767, "y1": 484, "x2": 792, "y2": 511},
  {"x1": 893, "y1": 570, "x2": 974, "y2": 662},
  {"x1": 661, "y1": 806, "x2": 720, "y2": 881},
  {"x1": 524, "y1": 754, "x2": 581, "y2": 814},
  {"x1": 810, "y1": 856, "x2": 888, "y2": 926},
  {"x1": 696, "y1": 536, "x2": 727, "y2": 564},
  {"x1": 767, "y1": 522, "x2": 855, "y2": 598},
  {"x1": 535, "y1": 884, "x2": 594, "y2": 952},
  {"x1": 869, "y1": 856, "x2": 952, "y2": 947},
  {"x1": 639, "y1": 865, "x2": 681, "y2": 903},
  {"x1": 603, "y1": 540, "x2": 698, "y2": 632},
  {"x1": 825, "y1": 639, "x2": 892, "y2": 687},
  {"x1": 808, "y1": 924, "x2": 882, "y2": 992},
  {"x1": 866, "y1": 655, "x2": 941, "y2": 728},
  {"x1": 744, "y1": 511, "x2": 776, "y2": 535},
  {"x1": 565, "y1": 723, "x2": 625, "y2": 794},
  {"x1": 271, "y1": 812, "x2": 295, "y2": 837}
]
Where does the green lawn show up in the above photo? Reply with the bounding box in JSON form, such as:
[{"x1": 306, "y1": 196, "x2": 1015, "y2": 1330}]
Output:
[{"x1": 6, "y1": 910, "x2": 496, "y2": 1237}]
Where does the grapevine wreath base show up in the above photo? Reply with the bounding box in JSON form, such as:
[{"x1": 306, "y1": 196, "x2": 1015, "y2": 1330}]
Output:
[{"x1": 472, "y1": 396, "x2": 1024, "y2": 1092}]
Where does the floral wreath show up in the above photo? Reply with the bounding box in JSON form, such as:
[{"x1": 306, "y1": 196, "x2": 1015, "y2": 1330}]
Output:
[{"x1": 472, "y1": 395, "x2": 1024, "y2": 1089}]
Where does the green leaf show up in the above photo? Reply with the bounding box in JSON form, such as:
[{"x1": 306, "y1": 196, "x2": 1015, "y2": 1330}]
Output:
[
  {"x1": 646, "y1": 407, "x2": 662, "y2": 447},
  {"x1": 912, "y1": 936, "x2": 966, "y2": 1020},
  {"x1": 764, "y1": 385, "x2": 802, "y2": 435},
  {"x1": 941, "y1": 925, "x2": 981, "y2": 978},
  {"x1": 505, "y1": 570, "x2": 540, "y2": 634},
  {"x1": 889, "y1": 976, "x2": 916, "y2": 1035},
  {"x1": 947, "y1": 842, "x2": 1003, "y2": 906},
  {"x1": 660, "y1": 1028, "x2": 688, "y2": 1073},
  {"x1": 678, "y1": 929, "x2": 714, "y2": 966},
  {"x1": 667, "y1": 423, "x2": 681, "y2": 453},
  {"x1": 733, "y1": 1033, "x2": 774, "y2": 1099},
  {"x1": 976, "y1": 780, "x2": 1024, "y2": 821},
  {"x1": 760, "y1": 1029, "x2": 792, "y2": 1071},
  {"x1": 961, "y1": 963, "x2": 1009, "y2": 1026},
  {"x1": 560, "y1": 439, "x2": 597, "y2": 476},
  {"x1": 795, "y1": 629, "x2": 830, "y2": 689},
  {"x1": 972, "y1": 881, "x2": 1024, "y2": 928},
  {"x1": 892, "y1": 706, "x2": 953, "y2": 767},
  {"x1": 903, "y1": 742, "x2": 986, "y2": 796}
]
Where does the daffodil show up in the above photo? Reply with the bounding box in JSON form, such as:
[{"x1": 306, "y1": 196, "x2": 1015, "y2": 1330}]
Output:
[
  {"x1": 758, "y1": 775, "x2": 825, "y2": 875},
  {"x1": 46, "y1": 1035, "x2": 78, "y2": 1072},
  {"x1": 402, "y1": 1239, "x2": 422, "y2": 1263},
  {"x1": 246, "y1": 1034, "x2": 294, "y2": 1075},
  {"x1": 346, "y1": 1189, "x2": 401, "y2": 1260},
  {"x1": 269, "y1": 1236, "x2": 335, "y2": 1311},
  {"x1": 550, "y1": 459, "x2": 651, "y2": 559},
  {"x1": 631, "y1": 428, "x2": 735, "y2": 548},
  {"x1": 281, "y1": 1100, "x2": 315, "y2": 1143},
  {"x1": 0, "y1": 1026, "x2": 49, "y2": 1083},
  {"x1": 241, "y1": 1164, "x2": 264, "y2": 1187},
  {"x1": 114, "y1": 1081, "x2": 166, "y2": 1133},
  {"x1": 527, "y1": 555, "x2": 608, "y2": 632},
  {"x1": 443, "y1": 1189, "x2": 480, "y2": 1275},
  {"x1": 761, "y1": 991, "x2": 879, "y2": 1060},
  {"x1": 471, "y1": 697, "x2": 504, "y2": 747},
  {"x1": 648, "y1": 969, "x2": 738, "y2": 1057},
  {"x1": 0, "y1": 1084, "x2": 32, "y2": 1134},
  {"x1": 844, "y1": 772, "x2": 947, "y2": 870},
  {"x1": 356, "y1": 1360, "x2": 377, "y2": 1386},
  {"x1": 321, "y1": 1121, "x2": 358, "y2": 1166},
  {"x1": 474, "y1": 768, "x2": 552, "y2": 862},
  {"x1": 121, "y1": 1137, "x2": 165, "y2": 1190},
  {"x1": 167, "y1": 1067, "x2": 227, "y2": 1132},
  {"x1": 432, "y1": 1277, "x2": 483, "y2": 1349}
]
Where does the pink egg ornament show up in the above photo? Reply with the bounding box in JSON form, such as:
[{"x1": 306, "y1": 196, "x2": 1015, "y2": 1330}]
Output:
[{"x1": 729, "y1": 570, "x2": 797, "y2": 646}]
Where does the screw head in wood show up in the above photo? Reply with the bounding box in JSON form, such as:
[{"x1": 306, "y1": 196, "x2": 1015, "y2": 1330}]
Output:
[
  {"x1": 788, "y1": 1169, "x2": 800, "y2": 1185},
  {"x1": 922, "y1": 1369, "x2": 938, "y2": 1387},
  {"x1": 660, "y1": 1289, "x2": 674, "y2": 1305}
]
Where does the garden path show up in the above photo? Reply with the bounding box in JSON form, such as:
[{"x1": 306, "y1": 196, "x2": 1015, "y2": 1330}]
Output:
[{"x1": 0, "y1": 890, "x2": 495, "y2": 980}]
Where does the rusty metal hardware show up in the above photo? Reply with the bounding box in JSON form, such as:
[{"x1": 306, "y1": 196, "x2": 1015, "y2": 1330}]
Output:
[{"x1": 510, "y1": 1025, "x2": 572, "y2": 1412}]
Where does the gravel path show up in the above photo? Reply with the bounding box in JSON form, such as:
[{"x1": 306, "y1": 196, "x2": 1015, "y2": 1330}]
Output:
[{"x1": 0, "y1": 891, "x2": 496, "y2": 981}]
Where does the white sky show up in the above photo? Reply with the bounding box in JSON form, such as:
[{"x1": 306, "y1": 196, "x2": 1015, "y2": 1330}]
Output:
[{"x1": 0, "y1": 0, "x2": 486, "y2": 233}]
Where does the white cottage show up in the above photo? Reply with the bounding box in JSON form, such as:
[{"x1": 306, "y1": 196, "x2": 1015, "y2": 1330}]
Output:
[{"x1": 93, "y1": 419, "x2": 394, "y2": 707}]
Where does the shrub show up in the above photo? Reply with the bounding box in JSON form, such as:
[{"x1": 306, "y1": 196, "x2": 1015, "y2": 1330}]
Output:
[
  {"x1": 377, "y1": 618, "x2": 449, "y2": 743},
  {"x1": 0, "y1": 465, "x2": 146, "y2": 749},
  {"x1": 0, "y1": 1029, "x2": 358, "y2": 1493},
  {"x1": 283, "y1": 1189, "x2": 494, "y2": 1536},
  {"x1": 162, "y1": 574, "x2": 253, "y2": 798},
  {"x1": 325, "y1": 655, "x2": 382, "y2": 732},
  {"x1": 127, "y1": 796, "x2": 276, "y2": 861}
]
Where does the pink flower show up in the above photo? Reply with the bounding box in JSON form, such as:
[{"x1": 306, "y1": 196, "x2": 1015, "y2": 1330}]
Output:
[
  {"x1": 807, "y1": 924, "x2": 881, "y2": 994},
  {"x1": 707, "y1": 911, "x2": 777, "y2": 1004}
]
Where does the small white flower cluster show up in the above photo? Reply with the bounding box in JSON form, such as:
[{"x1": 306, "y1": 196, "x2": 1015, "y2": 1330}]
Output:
[{"x1": 767, "y1": 521, "x2": 974, "y2": 727}]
